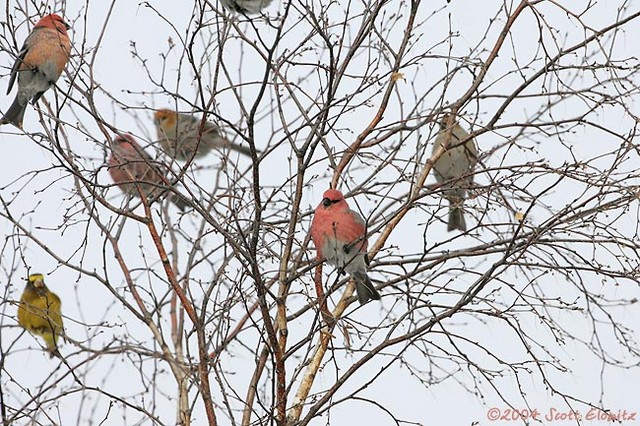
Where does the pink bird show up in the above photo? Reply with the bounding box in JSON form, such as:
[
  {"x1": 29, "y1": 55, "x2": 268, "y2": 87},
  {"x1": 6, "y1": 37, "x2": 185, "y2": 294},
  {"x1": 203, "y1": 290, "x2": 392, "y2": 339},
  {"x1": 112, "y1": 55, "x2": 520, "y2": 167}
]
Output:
[
  {"x1": 1, "y1": 14, "x2": 71, "y2": 128},
  {"x1": 310, "y1": 189, "x2": 381, "y2": 304},
  {"x1": 108, "y1": 134, "x2": 189, "y2": 211}
]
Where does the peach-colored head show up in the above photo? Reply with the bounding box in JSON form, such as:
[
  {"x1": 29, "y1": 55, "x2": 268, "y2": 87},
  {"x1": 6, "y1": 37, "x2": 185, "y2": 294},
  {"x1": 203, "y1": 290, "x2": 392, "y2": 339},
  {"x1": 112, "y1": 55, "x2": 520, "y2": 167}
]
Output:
[
  {"x1": 35, "y1": 14, "x2": 70, "y2": 35},
  {"x1": 154, "y1": 109, "x2": 177, "y2": 130}
]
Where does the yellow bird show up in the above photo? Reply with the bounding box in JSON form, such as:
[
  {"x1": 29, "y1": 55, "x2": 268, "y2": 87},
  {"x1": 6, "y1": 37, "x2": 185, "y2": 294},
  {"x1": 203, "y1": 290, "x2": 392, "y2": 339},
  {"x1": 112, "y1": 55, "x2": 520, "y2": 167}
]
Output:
[{"x1": 17, "y1": 273, "x2": 64, "y2": 358}]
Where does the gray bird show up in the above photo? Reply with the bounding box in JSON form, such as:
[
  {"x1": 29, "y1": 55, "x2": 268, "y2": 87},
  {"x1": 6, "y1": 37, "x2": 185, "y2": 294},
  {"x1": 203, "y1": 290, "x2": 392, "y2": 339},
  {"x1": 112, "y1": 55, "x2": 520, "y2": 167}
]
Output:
[
  {"x1": 154, "y1": 109, "x2": 254, "y2": 161},
  {"x1": 220, "y1": 0, "x2": 273, "y2": 14},
  {"x1": 431, "y1": 114, "x2": 478, "y2": 232}
]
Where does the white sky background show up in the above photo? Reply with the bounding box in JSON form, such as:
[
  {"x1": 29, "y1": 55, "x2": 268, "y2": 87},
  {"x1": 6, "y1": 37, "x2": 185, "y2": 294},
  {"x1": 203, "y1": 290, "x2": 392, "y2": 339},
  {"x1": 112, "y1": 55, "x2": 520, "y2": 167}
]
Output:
[{"x1": 1, "y1": 0, "x2": 639, "y2": 425}]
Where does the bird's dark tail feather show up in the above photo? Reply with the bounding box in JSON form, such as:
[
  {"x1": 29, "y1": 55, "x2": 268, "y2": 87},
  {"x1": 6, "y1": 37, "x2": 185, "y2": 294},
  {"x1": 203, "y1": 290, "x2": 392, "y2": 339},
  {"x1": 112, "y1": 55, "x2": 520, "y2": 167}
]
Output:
[
  {"x1": 353, "y1": 272, "x2": 381, "y2": 305},
  {"x1": 1, "y1": 96, "x2": 26, "y2": 129},
  {"x1": 227, "y1": 140, "x2": 260, "y2": 157},
  {"x1": 48, "y1": 347, "x2": 62, "y2": 359},
  {"x1": 447, "y1": 205, "x2": 467, "y2": 232},
  {"x1": 169, "y1": 193, "x2": 191, "y2": 211}
]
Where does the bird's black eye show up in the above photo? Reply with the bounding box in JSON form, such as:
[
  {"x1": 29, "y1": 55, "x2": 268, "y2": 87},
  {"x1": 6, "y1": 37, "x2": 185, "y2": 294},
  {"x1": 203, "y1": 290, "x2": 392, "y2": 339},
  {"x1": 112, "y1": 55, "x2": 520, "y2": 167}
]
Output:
[{"x1": 322, "y1": 197, "x2": 341, "y2": 207}]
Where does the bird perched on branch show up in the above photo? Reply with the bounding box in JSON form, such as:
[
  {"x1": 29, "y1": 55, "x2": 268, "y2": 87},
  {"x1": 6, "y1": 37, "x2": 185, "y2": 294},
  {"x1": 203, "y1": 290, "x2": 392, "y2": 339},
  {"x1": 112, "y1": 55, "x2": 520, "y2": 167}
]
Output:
[
  {"x1": 310, "y1": 189, "x2": 381, "y2": 304},
  {"x1": 108, "y1": 134, "x2": 189, "y2": 210},
  {"x1": 17, "y1": 273, "x2": 64, "y2": 358},
  {"x1": 154, "y1": 109, "x2": 253, "y2": 161},
  {"x1": 220, "y1": 0, "x2": 273, "y2": 14},
  {"x1": 432, "y1": 114, "x2": 478, "y2": 232},
  {"x1": 1, "y1": 14, "x2": 71, "y2": 128}
]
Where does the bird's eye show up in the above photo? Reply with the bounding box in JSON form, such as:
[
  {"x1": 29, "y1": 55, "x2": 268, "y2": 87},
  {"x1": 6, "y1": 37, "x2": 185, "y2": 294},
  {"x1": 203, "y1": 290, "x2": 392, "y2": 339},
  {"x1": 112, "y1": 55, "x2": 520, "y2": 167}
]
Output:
[{"x1": 322, "y1": 198, "x2": 331, "y2": 207}]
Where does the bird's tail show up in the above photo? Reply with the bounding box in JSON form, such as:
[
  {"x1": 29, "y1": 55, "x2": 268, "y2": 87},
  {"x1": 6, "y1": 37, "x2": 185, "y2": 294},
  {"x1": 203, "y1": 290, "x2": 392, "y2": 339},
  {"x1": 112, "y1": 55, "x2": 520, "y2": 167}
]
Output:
[
  {"x1": 447, "y1": 194, "x2": 468, "y2": 232},
  {"x1": 48, "y1": 347, "x2": 62, "y2": 359},
  {"x1": 352, "y1": 271, "x2": 381, "y2": 305},
  {"x1": 44, "y1": 333, "x2": 62, "y2": 359},
  {"x1": 447, "y1": 205, "x2": 467, "y2": 232},
  {"x1": 0, "y1": 95, "x2": 26, "y2": 129},
  {"x1": 226, "y1": 141, "x2": 257, "y2": 157},
  {"x1": 169, "y1": 193, "x2": 190, "y2": 211}
]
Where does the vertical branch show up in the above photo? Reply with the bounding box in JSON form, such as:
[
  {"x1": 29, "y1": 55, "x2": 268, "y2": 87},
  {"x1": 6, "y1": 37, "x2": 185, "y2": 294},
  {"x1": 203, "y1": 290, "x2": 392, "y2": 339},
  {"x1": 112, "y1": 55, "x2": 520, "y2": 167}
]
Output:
[
  {"x1": 243, "y1": 4, "x2": 296, "y2": 423},
  {"x1": 141, "y1": 201, "x2": 217, "y2": 426},
  {"x1": 274, "y1": 157, "x2": 309, "y2": 414},
  {"x1": 285, "y1": 285, "x2": 353, "y2": 425},
  {"x1": 241, "y1": 346, "x2": 269, "y2": 426},
  {"x1": 313, "y1": 264, "x2": 333, "y2": 326},
  {"x1": 167, "y1": 223, "x2": 190, "y2": 426}
]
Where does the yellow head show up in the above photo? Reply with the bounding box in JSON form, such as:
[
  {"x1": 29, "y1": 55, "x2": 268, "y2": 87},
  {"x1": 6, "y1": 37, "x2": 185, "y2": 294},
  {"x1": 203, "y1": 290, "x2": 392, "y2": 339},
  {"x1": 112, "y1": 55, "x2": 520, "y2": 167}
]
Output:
[
  {"x1": 154, "y1": 109, "x2": 178, "y2": 132},
  {"x1": 28, "y1": 273, "x2": 45, "y2": 289}
]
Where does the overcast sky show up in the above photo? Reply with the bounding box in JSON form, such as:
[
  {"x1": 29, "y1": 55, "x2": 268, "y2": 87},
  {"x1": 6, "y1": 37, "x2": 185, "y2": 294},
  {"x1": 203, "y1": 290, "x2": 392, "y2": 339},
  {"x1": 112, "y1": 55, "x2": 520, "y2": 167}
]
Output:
[{"x1": 1, "y1": 0, "x2": 639, "y2": 425}]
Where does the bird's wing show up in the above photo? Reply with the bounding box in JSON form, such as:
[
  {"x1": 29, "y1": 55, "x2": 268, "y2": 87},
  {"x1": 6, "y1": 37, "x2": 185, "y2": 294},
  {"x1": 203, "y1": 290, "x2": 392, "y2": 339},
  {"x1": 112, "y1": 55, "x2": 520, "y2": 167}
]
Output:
[
  {"x1": 350, "y1": 209, "x2": 366, "y2": 228},
  {"x1": 190, "y1": 114, "x2": 220, "y2": 139},
  {"x1": 343, "y1": 209, "x2": 368, "y2": 252},
  {"x1": 6, "y1": 35, "x2": 32, "y2": 94},
  {"x1": 203, "y1": 117, "x2": 221, "y2": 134},
  {"x1": 45, "y1": 292, "x2": 64, "y2": 330}
]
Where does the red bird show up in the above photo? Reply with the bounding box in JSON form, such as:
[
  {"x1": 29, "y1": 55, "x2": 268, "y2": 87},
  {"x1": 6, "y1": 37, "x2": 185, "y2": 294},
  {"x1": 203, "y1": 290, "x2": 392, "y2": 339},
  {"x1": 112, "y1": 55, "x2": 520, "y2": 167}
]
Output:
[
  {"x1": 310, "y1": 189, "x2": 381, "y2": 304},
  {"x1": 1, "y1": 14, "x2": 71, "y2": 128},
  {"x1": 108, "y1": 134, "x2": 189, "y2": 211}
]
